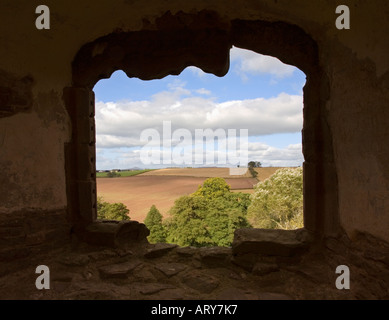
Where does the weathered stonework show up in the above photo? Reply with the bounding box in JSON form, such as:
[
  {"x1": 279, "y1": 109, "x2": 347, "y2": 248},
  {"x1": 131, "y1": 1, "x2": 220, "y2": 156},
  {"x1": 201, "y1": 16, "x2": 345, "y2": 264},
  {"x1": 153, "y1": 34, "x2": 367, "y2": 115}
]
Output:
[
  {"x1": 0, "y1": 209, "x2": 70, "y2": 278},
  {"x1": 0, "y1": 0, "x2": 388, "y2": 300}
]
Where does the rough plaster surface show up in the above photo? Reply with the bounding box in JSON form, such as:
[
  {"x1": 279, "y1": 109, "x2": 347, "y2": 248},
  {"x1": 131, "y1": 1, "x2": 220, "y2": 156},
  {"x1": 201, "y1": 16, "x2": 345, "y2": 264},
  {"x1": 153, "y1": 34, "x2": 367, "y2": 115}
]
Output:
[
  {"x1": 0, "y1": 111, "x2": 67, "y2": 211},
  {"x1": 0, "y1": 1, "x2": 388, "y2": 243}
]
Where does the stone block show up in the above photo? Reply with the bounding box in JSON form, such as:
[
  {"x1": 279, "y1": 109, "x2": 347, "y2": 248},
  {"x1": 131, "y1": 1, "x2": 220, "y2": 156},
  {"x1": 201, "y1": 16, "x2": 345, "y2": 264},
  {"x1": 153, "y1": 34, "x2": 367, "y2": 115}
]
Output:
[
  {"x1": 80, "y1": 220, "x2": 149, "y2": 248},
  {"x1": 144, "y1": 243, "x2": 178, "y2": 259},
  {"x1": 98, "y1": 260, "x2": 142, "y2": 279},
  {"x1": 181, "y1": 270, "x2": 219, "y2": 293},
  {"x1": 199, "y1": 246, "x2": 232, "y2": 267},
  {"x1": 232, "y1": 228, "x2": 310, "y2": 257},
  {"x1": 175, "y1": 246, "x2": 199, "y2": 257},
  {"x1": 154, "y1": 262, "x2": 187, "y2": 278},
  {"x1": 231, "y1": 252, "x2": 258, "y2": 271}
]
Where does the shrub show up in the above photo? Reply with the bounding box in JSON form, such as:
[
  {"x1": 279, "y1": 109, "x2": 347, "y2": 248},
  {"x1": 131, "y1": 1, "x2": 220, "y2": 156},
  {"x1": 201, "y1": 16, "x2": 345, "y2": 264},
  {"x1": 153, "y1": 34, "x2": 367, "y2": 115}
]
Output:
[
  {"x1": 97, "y1": 196, "x2": 130, "y2": 221},
  {"x1": 107, "y1": 171, "x2": 121, "y2": 178},
  {"x1": 247, "y1": 167, "x2": 303, "y2": 229}
]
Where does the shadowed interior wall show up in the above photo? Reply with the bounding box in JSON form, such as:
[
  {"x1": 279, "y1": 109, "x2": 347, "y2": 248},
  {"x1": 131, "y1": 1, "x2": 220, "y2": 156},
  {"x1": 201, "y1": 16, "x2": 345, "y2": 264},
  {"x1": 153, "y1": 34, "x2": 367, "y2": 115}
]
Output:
[{"x1": 0, "y1": 1, "x2": 388, "y2": 252}]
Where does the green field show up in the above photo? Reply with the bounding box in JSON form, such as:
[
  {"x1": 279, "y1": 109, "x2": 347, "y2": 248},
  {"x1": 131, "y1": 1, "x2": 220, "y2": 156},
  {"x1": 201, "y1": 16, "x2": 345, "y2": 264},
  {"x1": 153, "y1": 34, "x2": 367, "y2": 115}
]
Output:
[{"x1": 96, "y1": 169, "x2": 155, "y2": 178}]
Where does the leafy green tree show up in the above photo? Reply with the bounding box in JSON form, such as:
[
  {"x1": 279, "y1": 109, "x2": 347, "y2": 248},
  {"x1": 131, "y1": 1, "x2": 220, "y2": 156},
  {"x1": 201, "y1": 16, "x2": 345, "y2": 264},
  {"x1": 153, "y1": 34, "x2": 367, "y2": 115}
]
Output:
[
  {"x1": 165, "y1": 195, "x2": 212, "y2": 247},
  {"x1": 247, "y1": 167, "x2": 303, "y2": 229},
  {"x1": 165, "y1": 178, "x2": 251, "y2": 247},
  {"x1": 192, "y1": 177, "x2": 231, "y2": 199},
  {"x1": 97, "y1": 196, "x2": 130, "y2": 221},
  {"x1": 144, "y1": 205, "x2": 166, "y2": 243}
]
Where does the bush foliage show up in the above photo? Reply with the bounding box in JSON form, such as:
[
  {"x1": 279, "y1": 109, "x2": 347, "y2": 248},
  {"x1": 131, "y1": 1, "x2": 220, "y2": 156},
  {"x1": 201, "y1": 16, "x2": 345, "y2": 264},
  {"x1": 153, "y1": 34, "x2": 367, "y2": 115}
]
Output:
[
  {"x1": 247, "y1": 167, "x2": 303, "y2": 229},
  {"x1": 97, "y1": 196, "x2": 130, "y2": 221},
  {"x1": 106, "y1": 171, "x2": 121, "y2": 178}
]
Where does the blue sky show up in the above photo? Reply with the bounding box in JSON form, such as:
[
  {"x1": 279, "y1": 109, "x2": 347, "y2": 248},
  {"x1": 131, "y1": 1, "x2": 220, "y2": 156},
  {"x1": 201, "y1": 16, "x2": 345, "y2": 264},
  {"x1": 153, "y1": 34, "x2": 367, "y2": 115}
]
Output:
[{"x1": 93, "y1": 47, "x2": 306, "y2": 170}]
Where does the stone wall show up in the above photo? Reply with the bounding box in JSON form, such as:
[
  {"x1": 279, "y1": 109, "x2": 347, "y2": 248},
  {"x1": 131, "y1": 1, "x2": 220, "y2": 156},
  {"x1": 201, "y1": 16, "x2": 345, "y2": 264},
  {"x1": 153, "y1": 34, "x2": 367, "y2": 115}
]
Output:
[
  {"x1": 0, "y1": 209, "x2": 70, "y2": 276},
  {"x1": 0, "y1": 1, "x2": 388, "y2": 247}
]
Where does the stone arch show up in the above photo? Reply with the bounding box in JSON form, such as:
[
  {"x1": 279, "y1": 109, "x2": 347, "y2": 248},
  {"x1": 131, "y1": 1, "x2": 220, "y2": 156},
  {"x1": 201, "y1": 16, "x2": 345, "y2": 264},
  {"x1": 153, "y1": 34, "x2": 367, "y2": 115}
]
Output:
[{"x1": 64, "y1": 10, "x2": 339, "y2": 240}]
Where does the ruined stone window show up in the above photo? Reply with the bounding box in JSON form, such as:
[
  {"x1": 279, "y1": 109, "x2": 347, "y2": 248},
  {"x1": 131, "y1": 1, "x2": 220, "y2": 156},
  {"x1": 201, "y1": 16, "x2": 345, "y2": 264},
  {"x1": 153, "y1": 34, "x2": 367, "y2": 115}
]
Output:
[
  {"x1": 65, "y1": 16, "x2": 339, "y2": 242},
  {"x1": 90, "y1": 47, "x2": 306, "y2": 245}
]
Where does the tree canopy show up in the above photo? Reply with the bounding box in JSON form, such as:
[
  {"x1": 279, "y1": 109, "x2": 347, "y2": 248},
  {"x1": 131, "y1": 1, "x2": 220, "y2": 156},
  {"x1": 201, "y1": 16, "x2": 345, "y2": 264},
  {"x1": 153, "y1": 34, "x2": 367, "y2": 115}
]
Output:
[
  {"x1": 144, "y1": 205, "x2": 167, "y2": 243},
  {"x1": 165, "y1": 177, "x2": 251, "y2": 247},
  {"x1": 192, "y1": 177, "x2": 231, "y2": 199}
]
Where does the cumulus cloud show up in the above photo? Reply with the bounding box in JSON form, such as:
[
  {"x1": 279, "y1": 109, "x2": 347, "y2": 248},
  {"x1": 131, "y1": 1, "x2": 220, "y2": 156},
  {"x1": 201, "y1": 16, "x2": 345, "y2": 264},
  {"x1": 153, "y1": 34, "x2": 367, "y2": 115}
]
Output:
[
  {"x1": 95, "y1": 84, "x2": 303, "y2": 150},
  {"x1": 247, "y1": 142, "x2": 303, "y2": 167},
  {"x1": 94, "y1": 60, "x2": 305, "y2": 169},
  {"x1": 94, "y1": 48, "x2": 305, "y2": 169},
  {"x1": 230, "y1": 46, "x2": 296, "y2": 80}
]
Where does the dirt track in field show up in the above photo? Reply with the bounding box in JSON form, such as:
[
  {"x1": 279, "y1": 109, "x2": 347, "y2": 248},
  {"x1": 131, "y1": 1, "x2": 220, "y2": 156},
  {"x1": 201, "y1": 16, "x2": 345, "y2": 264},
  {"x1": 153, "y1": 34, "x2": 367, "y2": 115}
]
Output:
[{"x1": 97, "y1": 167, "x2": 287, "y2": 222}]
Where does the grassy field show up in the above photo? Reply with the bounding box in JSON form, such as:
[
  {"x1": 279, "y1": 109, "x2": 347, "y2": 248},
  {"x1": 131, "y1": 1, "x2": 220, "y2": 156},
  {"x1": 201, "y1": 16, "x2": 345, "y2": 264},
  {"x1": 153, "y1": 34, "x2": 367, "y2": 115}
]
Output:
[
  {"x1": 96, "y1": 169, "x2": 155, "y2": 178},
  {"x1": 96, "y1": 167, "x2": 287, "y2": 222}
]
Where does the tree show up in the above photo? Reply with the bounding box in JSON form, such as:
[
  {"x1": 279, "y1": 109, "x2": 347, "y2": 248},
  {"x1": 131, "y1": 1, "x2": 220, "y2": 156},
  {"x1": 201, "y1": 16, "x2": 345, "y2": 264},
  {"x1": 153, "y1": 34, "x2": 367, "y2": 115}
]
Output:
[
  {"x1": 247, "y1": 167, "x2": 303, "y2": 229},
  {"x1": 248, "y1": 161, "x2": 261, "y2": 178},
  {"x1": 165, "y1": 195, "x2": 212, "y2": 247},
  {"x1": 165, "y1": 178, "x2": 251, "y2": 247},
  {"x1": 97, "y1": 196, "x2": 130, "y2": 221},
  {"x1": 248, "y1": 161, "x2": 262, "y2": 168},
  {"x1": 144, "y1": 205, "x2": 166, "y2": 243},
  {"x1": 192, "y1": 177, "x2": 231, "y2": 199}
]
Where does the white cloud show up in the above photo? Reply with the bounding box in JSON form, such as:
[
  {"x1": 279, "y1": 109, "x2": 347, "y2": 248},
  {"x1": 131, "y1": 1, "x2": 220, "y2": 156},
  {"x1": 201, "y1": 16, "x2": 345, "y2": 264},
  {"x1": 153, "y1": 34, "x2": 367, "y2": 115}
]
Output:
[
  {"x1": 247, "y1": 143, "x2": 303, "y2": 167},
  {"x1": 95, "y1": 84, "x2": 303, "y2": 149},
  {"x1": 95, "y1": 81, "x2": 304, "y2": 169},
  {"x1": 230, "y1": 46, "x2": 296, "y2": 79}
]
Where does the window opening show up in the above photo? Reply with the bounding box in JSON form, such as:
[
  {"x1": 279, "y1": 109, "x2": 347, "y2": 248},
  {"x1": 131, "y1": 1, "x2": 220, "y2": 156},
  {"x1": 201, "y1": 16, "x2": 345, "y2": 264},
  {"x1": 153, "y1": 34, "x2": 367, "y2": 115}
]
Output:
[{"x1": 93, "y1": 47, "x2": 306, "y2": 247}]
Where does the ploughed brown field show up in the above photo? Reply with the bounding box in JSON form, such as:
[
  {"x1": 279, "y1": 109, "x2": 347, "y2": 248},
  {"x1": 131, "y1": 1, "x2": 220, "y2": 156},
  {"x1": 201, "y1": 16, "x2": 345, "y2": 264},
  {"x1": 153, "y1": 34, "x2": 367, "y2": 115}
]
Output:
[{"x1": 96, "y1": 167, "x2": 284, "y2": 222}]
